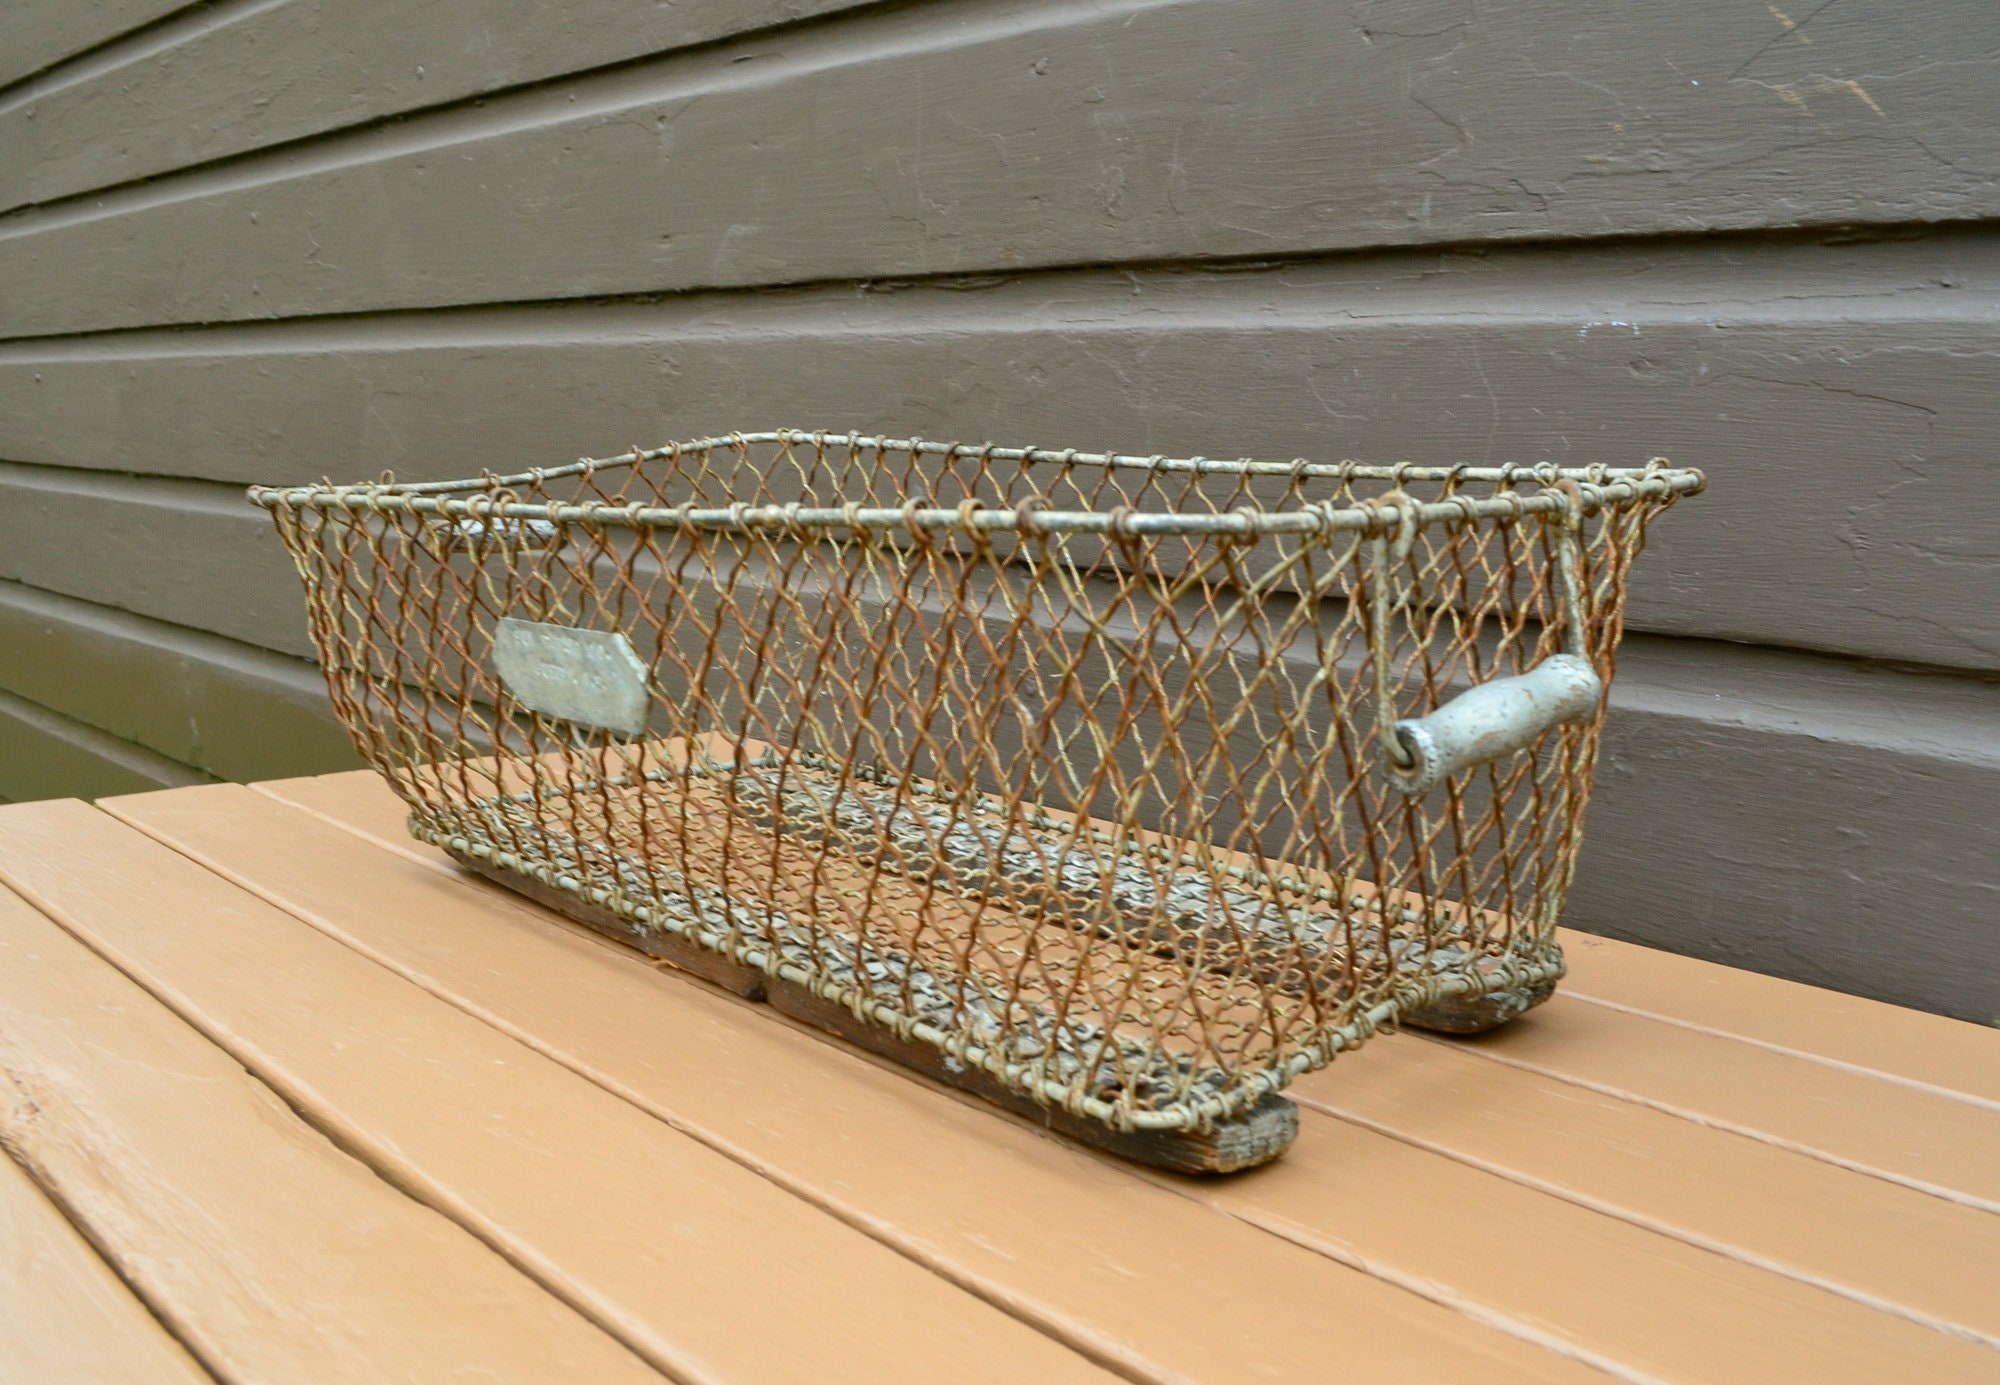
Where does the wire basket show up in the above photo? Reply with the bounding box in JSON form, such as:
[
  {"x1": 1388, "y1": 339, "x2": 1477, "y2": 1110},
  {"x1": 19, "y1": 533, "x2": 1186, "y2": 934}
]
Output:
[{"x1": 254, "y1": 430, "x2": 1700, "y2": 1171}]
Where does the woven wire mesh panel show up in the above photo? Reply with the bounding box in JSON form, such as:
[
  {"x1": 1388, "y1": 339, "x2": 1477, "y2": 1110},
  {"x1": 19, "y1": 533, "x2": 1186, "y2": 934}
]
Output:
[{"x1": 256, "y1": 431, "x2": 1699, "y2": 1138}]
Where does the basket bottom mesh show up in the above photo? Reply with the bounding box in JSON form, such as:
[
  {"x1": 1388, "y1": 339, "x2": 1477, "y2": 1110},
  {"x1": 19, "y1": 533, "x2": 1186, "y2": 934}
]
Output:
[{"x1": 407, "y1": 745, "x2": 1556, "y2": 1127}]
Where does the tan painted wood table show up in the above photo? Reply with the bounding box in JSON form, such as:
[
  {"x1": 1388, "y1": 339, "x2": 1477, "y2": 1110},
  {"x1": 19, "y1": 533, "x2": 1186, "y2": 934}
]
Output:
[{"x1": 1, "y1": 773, "x2": 1995, "y2": 1384}]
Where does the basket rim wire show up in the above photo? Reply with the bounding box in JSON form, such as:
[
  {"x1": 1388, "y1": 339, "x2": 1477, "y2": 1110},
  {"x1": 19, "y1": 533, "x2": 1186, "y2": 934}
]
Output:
[
  {"x1": 250, "y1": 428, "x2": 1705, "y2": 534},
  {"x1": 255, "y1": 430, "x2": 1701, "y2": 1140}
]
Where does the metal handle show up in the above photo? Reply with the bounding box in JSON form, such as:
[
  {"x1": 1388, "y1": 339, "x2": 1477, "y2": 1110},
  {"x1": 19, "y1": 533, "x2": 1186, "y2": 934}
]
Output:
[{"x1": 1368, "y1": 488, "x2": 1602, "y2": 797}]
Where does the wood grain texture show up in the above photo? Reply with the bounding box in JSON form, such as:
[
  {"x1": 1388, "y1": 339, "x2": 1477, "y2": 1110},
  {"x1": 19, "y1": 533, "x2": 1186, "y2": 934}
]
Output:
[
  {"x1": 3, "y1": 0, "x2": 1997, "y2": 337},
  {"x1": 1292, "y1": 1037, "x2": 2000, "y2": 1347},
  {"x1": 0, "y1": 685, "x2": 212, "y2": 802},
  {"x1": 0, "y1": 0, "x2": 191, "y2": 90},
  {"x1": 0, "y1": 800, "x2": 1129, "y2": 1385},
  {"x1": 4, "y1": 232, "x2": 1993, "y2": 670},
  {"x1": 1556, "y1": 930, "x2": 2000, "y2": 1107},
  {"x1": 117, "y1": 777, "x2": 1996, "y2": 1385},
  {"x1": 0, "y1": 1152, "x2": 214, "y2": 1385},
  {"x1": 0, "y1": 0, "x2": 875, "y2": 211},
  {"x1": 0, "y1": 865, "x2": 664, "y2": 1385},
  {"x1": 0, "y1": 580, "x2": 358, "y2": 783}
]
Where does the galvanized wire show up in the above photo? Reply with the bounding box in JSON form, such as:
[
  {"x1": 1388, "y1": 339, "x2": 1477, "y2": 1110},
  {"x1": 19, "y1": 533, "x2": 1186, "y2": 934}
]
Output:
[{"x1": 255, "y1": 431, "x2": 1699, "y2": 1133}]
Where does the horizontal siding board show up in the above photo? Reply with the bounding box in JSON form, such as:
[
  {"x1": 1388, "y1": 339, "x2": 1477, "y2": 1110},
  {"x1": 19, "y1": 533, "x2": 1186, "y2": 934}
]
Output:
[
  {"x1": 0, "y1": 580, "x2": 360, "y2": 781},
  {"x1": 0, "y1": 685, "x2": 213, "y2": 801},
  {"x1": 0, "y1": 0, "x2": 192, "y2": 90},
  {"x1": 4, "y1": 0, "x2": 1999, "y2": 336},
  {"x1": 2, "y1": 235, "x2": 1994, "y2": 669},
  {"x1": 1574, "y1": 638, "x2": 2000, "y2": 1026},
  {"x1": 0, "y1": 0, "x2": 875, "y2": 212},
  {"x1": 0, "y1": 462, "x2": 306, "y2": 655}
]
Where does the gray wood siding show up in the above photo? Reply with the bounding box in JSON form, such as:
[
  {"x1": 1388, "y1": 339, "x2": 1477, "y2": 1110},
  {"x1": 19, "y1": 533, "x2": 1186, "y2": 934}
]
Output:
[{"x1": 2, "y1": 0, "x2": 1994, "y2": 1023}]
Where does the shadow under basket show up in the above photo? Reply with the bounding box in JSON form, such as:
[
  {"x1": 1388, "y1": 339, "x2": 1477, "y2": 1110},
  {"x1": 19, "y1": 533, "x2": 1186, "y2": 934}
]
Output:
[{"x1": 253, "y1": 429, "x2": 1700, "y2": 1173}]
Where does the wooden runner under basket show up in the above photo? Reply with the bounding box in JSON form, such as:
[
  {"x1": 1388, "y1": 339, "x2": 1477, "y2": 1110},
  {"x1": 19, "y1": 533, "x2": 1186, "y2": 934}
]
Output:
[{"x1": 253, "y1": 430, "x2": 1701, "y2": 1172}]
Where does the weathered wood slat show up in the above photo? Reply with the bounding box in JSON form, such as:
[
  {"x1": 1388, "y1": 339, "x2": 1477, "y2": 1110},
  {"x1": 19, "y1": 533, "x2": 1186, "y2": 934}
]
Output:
[
  {"x1": 1291, "y1": 1037, "x2": 2000, "y2": 1346},
  {"x1": 429, "y1": 799, "x2": 1281, "y2": 1183},
  {"x1": 114, "y1": 778, "x2": 2000, "y2": 1383},
  {"x1": 0, "y1": 1150, "x2": 215, "y2": 1385},
  {"x1": 0, "y1": 0, "x2": 189, "y2": 90},
  {"x1": 0, "y1": 0, "x2": 874, "y2": 212},
  {"x1": 1556, "y1": 931, "x2": 2000, "y2": 1108},
  {"x1": 2, "y1": 0, "x2": 1995, "y2": 337},
  {"x1": 4, "y1": 232, "x2": 1994, "y2": 670},
  {"x1": 0, "y1": 799, "x2": 1132, "y2": 1385},
  {"x1": 0, "y1": 864, "x2": 664, "y2": 1384},
  {"x1": 1570, "y1": 640, "x2": 2000, "y2": 1027}
]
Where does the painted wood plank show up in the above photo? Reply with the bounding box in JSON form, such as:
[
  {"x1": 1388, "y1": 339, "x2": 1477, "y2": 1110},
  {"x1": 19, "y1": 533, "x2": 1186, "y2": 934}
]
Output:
[
  {"x1": 0, "y1": 579, "x2": 359, "y2": 783},
  {"x1": 125, "y1": 780, "x2": 1680, "y2": 1385},
  {"x1": 1555, "y1": 929, "x2": 2000, "y2": 1109},
  {"x1": 0, "y1": 799, "x2": 1169, "y2": 1385},
  {"x1": 0, "y1": 0, "x2": 875, "y2": 212},
  {"x1": 1202, "y1": 1111, "x2": 2000, "y2": 1380},
  {"x1": 1569, "y1": 649, "x2": 2000, "y2": 1027},
  {"x1": 1433, "y1": 996, "x2": 2000, "y2": 1211},
  {"x1": 0, "y1": 870, "x2": 664, "y2": 1384},
  {"x1": 4, "y1": 234, "x2": 1995, "y2": 672},
  {"x1": 0, "y1": 461, "x2": 307, "y2": 657},
  {"x1": 0, "y1": 1152, "x2": 214, "y2": 1385},
  {"x1": 0, "y1": 684, "x2": 211, "y2": 802},
  {"x1": 117, "y1": 779, "x2": 2000, "y2": 1384},
  {"x1": 256, "y1": 766, "x2": 2000, "y2": 1347},
  {"x1": 1291, "y1": 1038, "x2": 2000, "y2": 1348},
  {"x1": 0, "y1": 0, "x2": 190, "y2": 90},
  {"x1": 2, "y1": 0, "x2": 1996, "y2": 337}
]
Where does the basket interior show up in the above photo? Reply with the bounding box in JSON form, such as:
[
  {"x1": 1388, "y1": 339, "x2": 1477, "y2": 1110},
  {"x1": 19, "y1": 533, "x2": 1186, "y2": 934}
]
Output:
[{"x1": 269, "y1": 433, "x2": 1691, "y2": 1128}]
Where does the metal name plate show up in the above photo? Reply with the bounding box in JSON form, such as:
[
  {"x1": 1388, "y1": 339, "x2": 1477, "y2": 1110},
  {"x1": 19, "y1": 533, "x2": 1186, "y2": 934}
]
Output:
[{"x1": 491, "y1": 618, "x2": 651, "y2": 737}]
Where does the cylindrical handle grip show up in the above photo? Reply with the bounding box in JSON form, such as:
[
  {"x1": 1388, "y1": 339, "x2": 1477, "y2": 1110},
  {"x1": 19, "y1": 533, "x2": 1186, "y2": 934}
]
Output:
[{"x1": 1384, "y1": 654, "x2": 1603, "y2": 796}]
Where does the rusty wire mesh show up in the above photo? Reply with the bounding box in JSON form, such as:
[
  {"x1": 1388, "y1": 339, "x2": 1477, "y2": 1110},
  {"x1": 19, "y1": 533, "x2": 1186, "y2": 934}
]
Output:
[{"x1": 255, "y1": 431, "x2": 1699, "y2": 1134}]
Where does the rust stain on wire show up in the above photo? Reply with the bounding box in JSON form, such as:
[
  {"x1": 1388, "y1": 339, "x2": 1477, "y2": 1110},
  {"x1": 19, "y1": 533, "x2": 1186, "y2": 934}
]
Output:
[{"x1": 254, "y1": 430, "x2": 1699, "y2": 1139}]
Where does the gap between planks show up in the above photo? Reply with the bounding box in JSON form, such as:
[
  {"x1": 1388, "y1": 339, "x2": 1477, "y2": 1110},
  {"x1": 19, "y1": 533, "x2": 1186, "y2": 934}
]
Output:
[
  {"x1": 0, "y1": 1147, "x2": 216, "y2": 1385},
  {"x1": 254, "y1": 771, "x2": 2000, "y2": 1197},
  {"x1": 102, "y1": 784, "x2": 1620, "y2": 1385},
  {"x1": 120, "y1": 776, "x2": 2000, "y2": 1381},
  {"x1": 1553, "y1": 933, "x2": 2000, "y2": 1111},
  {"x1": 0, "y1": 799, "x2": 1129, "y2": 1385},
  {"x1": 245, "y1": 776, "x2": 2000, "y2": 1320},
  {"x1": 0, "y1": 876, "x2": 666, "y2": 1385},
  {"x1": 1405, "y1": 1009, "x2": 2000, "y2": 1216}
]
